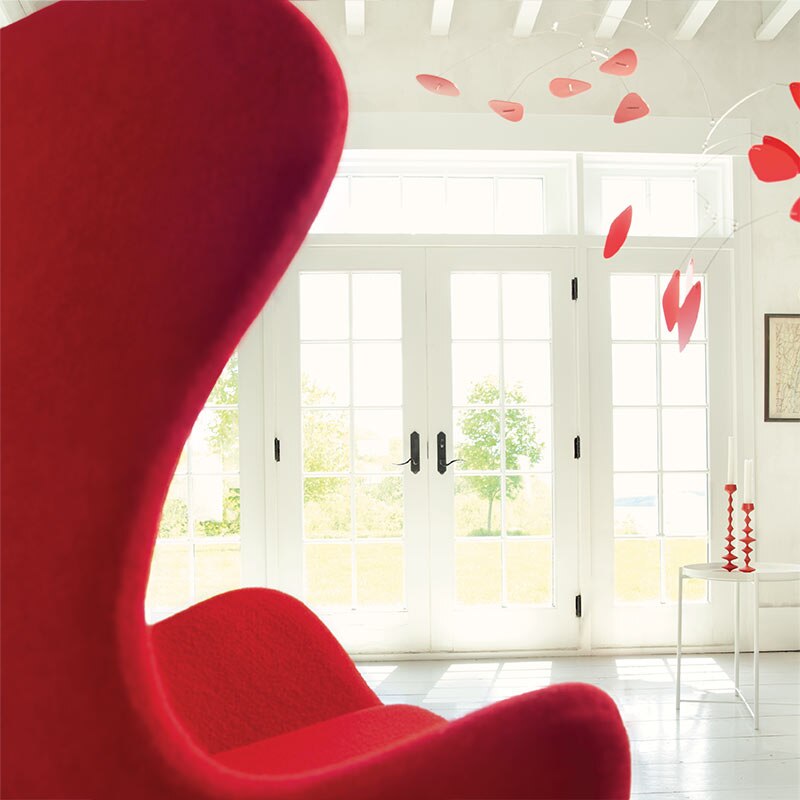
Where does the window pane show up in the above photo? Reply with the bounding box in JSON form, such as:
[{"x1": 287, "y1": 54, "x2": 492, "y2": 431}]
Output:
[
  {"x1": 456, "y1": 539, "x2": 502, "y2": 605},
  {"x1": 303, "y1": 410, "x2": 350, "y2": 473},
  {"x1": 661, "y1": 343, "x2": 707, "y2": 406},
  {"x1": 190, "y1": 409, "x2": 239, "y2": 473},
  {"x1": 613, "y1": 408, "x2": 658, "y2": 471},
  {"x1": 663, "y1": 473, "x2": 708, "y2": 536},
  {"x1": 403, "y1": 176, "x2": 446, "y2": 233},
  {"x1": 446, "y1": 177, "x2": 494, "y2": 234},
  {"x1": 495, "y1": 178, "x2": 544, "y2": 234},
  {"x1": 310, "y1": 176, "x2": 350, "y2": 234},
  {"x1": 611, "y1": 275, "x2": 656, "y2": 340},
  {"x1": 504, "y1": 342, "x2": 551, "y2": 405},
  {"x1": 158, "y1": 477, "x2": 188, "y2": 538},
  {"x1": 511, "y1": 407, "x2": 551, "y2": 472},
  {"x1": 454, "y1": 476, "x2": 500, "y2": 537},
  {"x1": 665, "y1": 538, "x2": 708, "y2": 602},
  {"x1": 192, "y1": 476, "x2": 240, "y2": 537},
  {"x1": 614, "y1": 473, "x2": 658, "y2": 536},
  {"x1": 352, "y1": 343, "x2": 402, "y2": 406},
  {"x1": 506, "y1": 539, "x2": 552, "y2": 605},
  {"x1": 612, "y1": 343, "x2": 657, "y2": 405},
  {"x1": 502, "y1": 273, "x2": 550, "y2": 340},
  {"x1": 305, "y1": 543, "x2": 352, "y2": 607},
  {"x1": 650, "y1": 179, "x2": 696, "y2": 236},
  {"x1": 352, "y1": 273, "x2": 401, "y2": 340},
  {"x1": 353, "y1": 409, "x2": 402, "y2": 473},
  {"x1": 602, "y1": 177, "x2": 646, "y2": 235},
  {"x1": 303, "y1": 478, "x2": 351, "y2": 539},
  {"x1": 451, "y1": 274, "x2": 499, "y2": 340},
  {"x1": 505, "y1": 474, "x2": 552, "y2": 537},
  {"x1": 301, "y1": 344, "x2": 349, "y2": 406},
  {"x1": 615, "y1": 538, "x2": 660, "y2": 603},
  {"x1": 148, "y1": 542, "x2": 191, "y2": 609},
  {"x1": 662, "y1": 408, "x2": 707, "y2": 470},
  {"x1": 194, "y1": 542, "x2": 241, "y2": 602},
  {"x1": 356, "y1": 542, "x2": 404, "y2": 607},
  {"x1": 452, "y1": 342, "x2": 499, "y2": 405},
  {"x1": 350, "y1": 176, "x2": 401, "y2": 233},
  {"x1": 355, "y1": 476, "x2": 403, "y2": 538},
  {"x1": 455, "y1": 408, "x2": 501, "y2": 471},
  {"x1": 300, "y1": 273, "x2": 349, "y2": 340}
]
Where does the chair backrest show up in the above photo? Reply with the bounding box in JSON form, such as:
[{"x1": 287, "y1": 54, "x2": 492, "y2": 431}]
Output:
[{"x1": 0, "y1": 1, "x2": 346, "y2": 796}]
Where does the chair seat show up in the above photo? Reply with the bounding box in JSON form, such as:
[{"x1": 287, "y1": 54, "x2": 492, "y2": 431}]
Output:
[{"x1": 214, "y1": 704, "x2": 446, "y2": 774}]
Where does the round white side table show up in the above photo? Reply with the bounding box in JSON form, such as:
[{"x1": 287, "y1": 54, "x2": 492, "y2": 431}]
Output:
[{"x1": 675, "y1": 562, "x2": 800, "y2": 729}]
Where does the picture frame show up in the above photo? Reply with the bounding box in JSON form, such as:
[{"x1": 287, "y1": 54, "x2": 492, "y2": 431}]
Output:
[{"x1": 764, "y1": 313, "x2": 800, "y2": 422}]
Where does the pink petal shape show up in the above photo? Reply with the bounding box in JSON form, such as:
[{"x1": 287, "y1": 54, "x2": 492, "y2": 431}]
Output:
[
  {"x1": 662, "y1": 269, "x2": 681, "y2": 333},
  {"x1": 599, "y1": 48, "x2": 638, "y2": 77},
  {"x1": 604, "y1": 205, "x2": 633, "y2": 259},
  {"x1": 548, "y1": 78, "x2": 592, "y2": 98},
  {"x1": 763, "y1": 135, "x2": 800, "y2": 170},
  {"x1": 748, "y1": 143, "x2": 799, "y2": 182},
  {"x1": 613, "y1": 92, "x2": 650, "y2": 124},
  {"x1": 791, "y1": 82, "x2": 800, "y2": 111},
  {"x1": 488, "y1": 99, "x2": 524, "y2": 122},
  {"x1": 416, "y1": 74, "x2": 460, "y2": 97},
  {"x1": 677, "y1": 281, "x2": 702, "y2": 352},
  {"x1": 791, "y1": 197, "x2": 800, "y2": 222}
]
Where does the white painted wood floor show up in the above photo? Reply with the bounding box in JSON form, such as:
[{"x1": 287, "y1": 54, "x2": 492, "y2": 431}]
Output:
[{"x1": 357, "y1": 652, "x2": 800, "y2": 800}]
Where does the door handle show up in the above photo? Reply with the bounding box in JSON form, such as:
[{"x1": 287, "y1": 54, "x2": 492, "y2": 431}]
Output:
[
  {"x1": 394, "y1": 431, "x2": 421, "y2": 474},
  {"x1": 437, "y1": 431, "x2": 462, "y2": 474}
]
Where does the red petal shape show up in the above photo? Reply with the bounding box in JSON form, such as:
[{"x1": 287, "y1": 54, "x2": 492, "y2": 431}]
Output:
[
  {"x1": 763, "y1": 135, "x2": 800, "y2": 170},
  {"x1": 548, "y1": 78, "x2": 592, "y2": 98},
  {"x1": 748, "y1": 143, "x2": 799, "y2": 182},
  {"x1": 790, "y1": 83, "x2": 800, "y2": 110},
  {"x1": 662, "y1": 269, "x2": 681, "y2": 332},
  {"x1": 599, "y1": 48, "x2": 638, "y2": 77},
  {"x1": 791, "y1": 197, "x2": 800, "y2": 222},
  {"x1": 678, "y1": 281, "x2": 702, "y2": 352},
  {"x1": 488, "y1": 99, "x2": 524, "y2": 122},
  {"x1": 604, "y1": 205, "x2": 633, "y2": 259},
  {"x1": 613, "y1": 92, "x2": 650, "y2": 124},
  {"x1": 416, "y1": 74, "x2": 460, "y2": 97}
]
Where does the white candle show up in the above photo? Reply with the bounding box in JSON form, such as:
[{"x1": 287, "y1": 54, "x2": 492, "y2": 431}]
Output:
[
  {"x1": 727, "y1": 436, "x2": 736, "y2": 485},
  {"x1": 742, "y1": 459, "x2": 754, "y2": 504}
]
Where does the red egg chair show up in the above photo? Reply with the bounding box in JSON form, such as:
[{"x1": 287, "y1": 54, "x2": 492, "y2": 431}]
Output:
[{"x1": 0, "y1": 1, "x2": 631, "y2": 798}]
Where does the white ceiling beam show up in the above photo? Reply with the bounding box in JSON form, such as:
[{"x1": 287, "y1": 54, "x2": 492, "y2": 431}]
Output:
[
  {"x1": 595, "y1": 0, "x2": 632, "y2": 39},
  {"x1": 344, "y1": 0, "x2": 365, "y2": 36},
  {"x1": 755, "y1": 0, "x2": 800, "y2": 41},
  {"x1": 674, "y1": 0, "x2": 719, "y2": 40},
  {"x1": 431, "y1": 0, "x2": 454, "y2": 37},
  {"x1": 513, "y1": 1, "x2": 543, "y2": 38}
]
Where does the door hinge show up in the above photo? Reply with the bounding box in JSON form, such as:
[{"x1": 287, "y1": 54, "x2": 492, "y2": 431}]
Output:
[
  {"x1": 573, "y1": 435, "x2": 581, "y2": 459},
  {"x1": 571, "y1": 277, "x2": 578, "y2": 300},
  {"x1": 575, "y1": 594, "x2": 582, "y2": 618},
  {"x1": 274, "y1": 437, "x2": 281, "y2": 462}
]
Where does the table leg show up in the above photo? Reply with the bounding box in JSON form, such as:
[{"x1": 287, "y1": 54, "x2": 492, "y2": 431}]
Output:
[
  {"x1": 753, "y1": 575, "x2": 760, "y2": 730},
  {"x1": 734, "y1": 581, "x2": 740, "y2": 692},
  {"x1": 676, "y1": 567, "x2": 683, "y2": 711}
]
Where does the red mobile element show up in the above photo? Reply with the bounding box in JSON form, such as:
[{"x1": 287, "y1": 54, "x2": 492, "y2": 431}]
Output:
[
  {"x1": 603, "y1": 205, "x2": 633, "y2": 259},
  {"x1": 790, "y1": 82, "x2": 800, "y2": 110},
  {"x1": 762, "y1": 135, "x2": 800, "y2": 170},
  {"x1": 748, "y1": 138, "x2": 799, "y2": 182},
  {"x1": 662, "y1": 269, "x2": 681, "y2": 332},
  {"x1": 488, "y1": 99, "x2": 524, "y2": 122},
  {"x1": 613, "y1": 92, "x2": 650, "y2": 123},
  {"x1": 548, "y1": 78, "x2": 592, "y2": 98},
  {"x1": 677, "y1": 280, "x2": 702, "y2": 353},
  {"x1": 415, "y1": 74, "x2": 460, "y2": 96},
  {"x1": 599, "y1": 48, "x2": 638, "y2": 77},
  {"x1": 791, "y1": 197, "x2": 800, "y2": 222}
]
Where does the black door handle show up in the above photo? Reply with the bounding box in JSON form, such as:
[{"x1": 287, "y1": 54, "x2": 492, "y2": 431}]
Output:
[
  {"x1": 437, "y1": 431, "x2": 462, "y2": 474},
  {"x1": 394, "y1": 431, "x2": 420, "y2": 474}
]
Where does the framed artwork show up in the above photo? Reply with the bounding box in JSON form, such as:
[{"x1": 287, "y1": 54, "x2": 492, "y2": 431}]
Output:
[{"x1": 765, "y1": 314, "x2": 800, "y2": 422}]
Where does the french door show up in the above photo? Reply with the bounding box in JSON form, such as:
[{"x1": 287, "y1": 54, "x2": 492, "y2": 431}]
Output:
[{"x1": 272, "y1": 246, "x2": 580, "y2": 653}]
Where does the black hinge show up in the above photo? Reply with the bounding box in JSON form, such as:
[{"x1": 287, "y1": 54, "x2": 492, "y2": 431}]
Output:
[
  {"x1": 575, "y1": 594, "x2": 582, "y2": 618},
  {"x1": 571, "y1": 277, "x2": 578, "y2": 300},
  {"x1": 274, "y1": 437, "x2": 281, "y2": 462},
  {"x1": 573, "y1": 435, "x2": 581, "y2": 459}
]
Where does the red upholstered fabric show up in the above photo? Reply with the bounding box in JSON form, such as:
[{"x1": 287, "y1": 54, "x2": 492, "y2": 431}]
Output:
[{"x1": 1, "y1": 1, "x2": 631, "y2": 798}]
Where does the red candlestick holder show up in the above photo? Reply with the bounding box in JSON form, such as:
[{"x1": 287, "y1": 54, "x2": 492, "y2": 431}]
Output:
[
  {"x1": 721, "y1": 484, "x2": 737, "y2": 572},
  {"x1": 739, "y1": 502, "x2": 756, "y2": 573}
]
